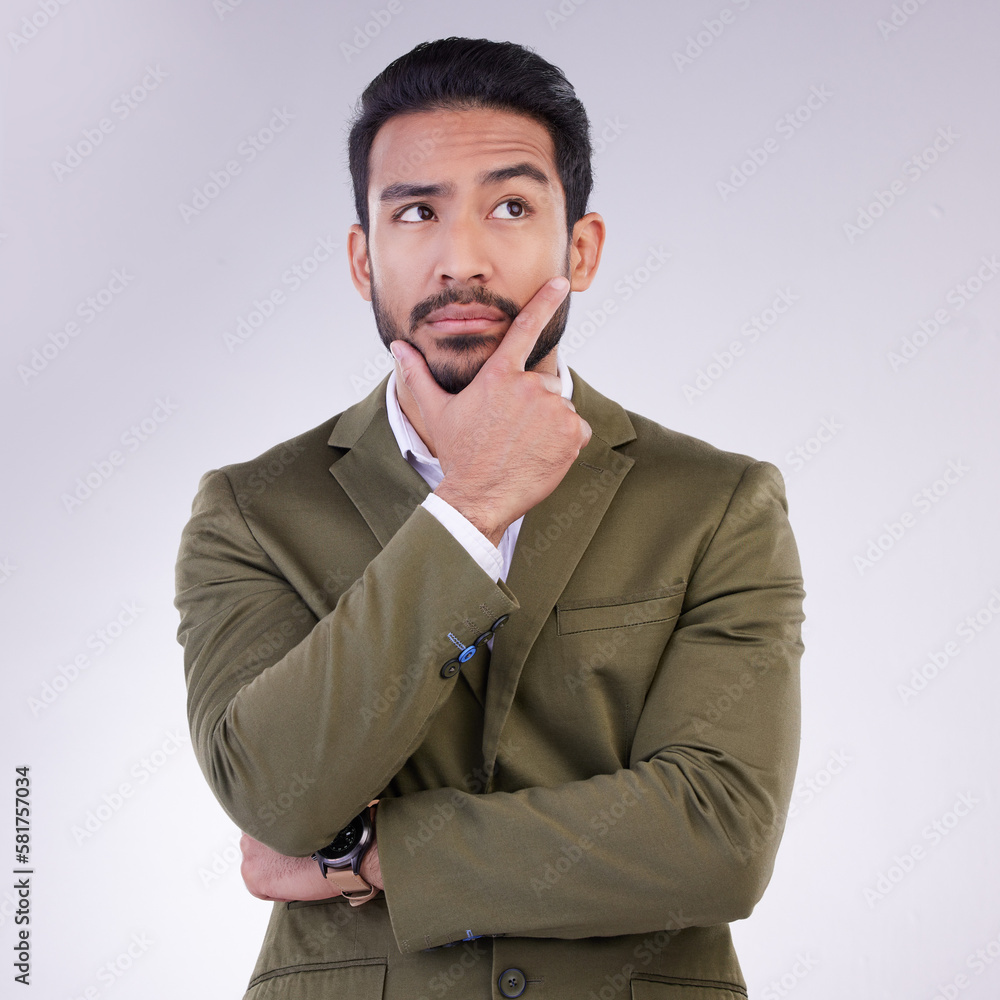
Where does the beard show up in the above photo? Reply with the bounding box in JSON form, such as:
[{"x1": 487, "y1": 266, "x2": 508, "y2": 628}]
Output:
[{"x1": 369, "y1": 249, "x2": 572, "y2": 394}]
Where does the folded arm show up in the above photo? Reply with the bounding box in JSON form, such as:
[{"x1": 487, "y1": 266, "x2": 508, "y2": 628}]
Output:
[
  {"x1": 175, "y1": 468, "x2": 517, "y2": 856},
  {"x1": 374, "y1": 461, "x2": 804, "y2": 950}
]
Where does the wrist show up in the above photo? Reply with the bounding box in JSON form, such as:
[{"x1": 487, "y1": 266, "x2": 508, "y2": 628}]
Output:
[{"x1": 434, "y1": 482, "x2": 507, "y2": 546}]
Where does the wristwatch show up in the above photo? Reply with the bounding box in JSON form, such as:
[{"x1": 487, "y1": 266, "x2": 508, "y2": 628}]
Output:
[{"x1": 311, "y1": 799, "x2": 380, "y2": 906}]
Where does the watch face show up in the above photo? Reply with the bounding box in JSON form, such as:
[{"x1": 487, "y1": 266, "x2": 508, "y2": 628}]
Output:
[{"x1": 317, "y1": 815, "x2": 365, "y2": 861}]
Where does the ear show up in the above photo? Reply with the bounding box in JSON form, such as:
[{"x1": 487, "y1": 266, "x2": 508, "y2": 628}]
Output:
[
  {"x1": 568, "y1": 212, "x2": 606, "y2": 292},
  {"x1": 348, "y1": 224, "x2": 372, "y2": 301}
]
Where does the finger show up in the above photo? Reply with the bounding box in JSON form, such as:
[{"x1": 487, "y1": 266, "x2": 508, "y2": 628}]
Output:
[
  {"x1": 485, "y1": 276, "x2": 569, "y2": 373},
  {"x1": 390, "y1": 340, "x2": 448, "y2": 423}
]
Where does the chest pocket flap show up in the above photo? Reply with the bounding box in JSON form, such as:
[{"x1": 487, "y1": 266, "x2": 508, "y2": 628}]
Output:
[{"x1": 556, "y1": 583, "x2": 686, "y2": 635}]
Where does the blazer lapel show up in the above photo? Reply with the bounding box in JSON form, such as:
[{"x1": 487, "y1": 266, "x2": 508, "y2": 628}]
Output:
[
  {"x1": 327, "y1": 374, "x2": 431, "y2": 549},
  {"x1": 481, "y1": 368, "x2": 637, "y2": 773}
]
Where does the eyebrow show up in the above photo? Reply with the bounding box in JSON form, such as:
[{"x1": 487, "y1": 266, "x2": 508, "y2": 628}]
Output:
[
  {"x1": 378, "y1": 162, "x2": 552, "y2": 205},
  {"x1": 478, "y1": 162, "x2": 551, "y2": 188}
]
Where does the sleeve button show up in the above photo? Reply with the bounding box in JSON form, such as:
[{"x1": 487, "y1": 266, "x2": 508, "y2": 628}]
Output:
[{"x1": 440, "y1": 659, "x2": 460, "y2": 678}]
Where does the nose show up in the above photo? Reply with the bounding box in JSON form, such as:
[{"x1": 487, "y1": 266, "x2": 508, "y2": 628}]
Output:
[{"x1": 434, "y1": 213, "x2": 493, "y2": 286}]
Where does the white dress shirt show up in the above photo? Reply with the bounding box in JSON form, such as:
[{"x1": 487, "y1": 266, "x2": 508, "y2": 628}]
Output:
[{"x1": 384, "y1": 343, "x2": 574, "y2": 585}]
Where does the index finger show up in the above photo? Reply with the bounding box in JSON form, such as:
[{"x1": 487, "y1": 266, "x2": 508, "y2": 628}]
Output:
[{"x1": 485, "y1": 276, "x2": 570, "y2": 372}]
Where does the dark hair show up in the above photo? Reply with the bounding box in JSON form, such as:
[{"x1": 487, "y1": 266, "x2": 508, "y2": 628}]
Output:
[{"x1": 347, "y1": 37, "x2": 593, "y2": 238}]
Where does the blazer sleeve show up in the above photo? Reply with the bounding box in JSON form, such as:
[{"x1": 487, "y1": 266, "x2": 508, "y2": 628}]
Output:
[
  {"x1": 174, "y1": 468, "x2": 518, "y2": 856},
  {"x1": 376, "y1": 460, "x2": 804, "y2": 952}
]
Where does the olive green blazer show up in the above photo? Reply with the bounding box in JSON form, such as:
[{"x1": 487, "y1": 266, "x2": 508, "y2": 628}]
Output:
[{"x1": 175, "y1": 368, "x2": 804, "y2": 1000}]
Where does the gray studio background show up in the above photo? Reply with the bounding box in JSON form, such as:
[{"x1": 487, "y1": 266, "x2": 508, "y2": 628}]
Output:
[{"x1": 2, "y1": 0, "x2": 998, "y2": 997}]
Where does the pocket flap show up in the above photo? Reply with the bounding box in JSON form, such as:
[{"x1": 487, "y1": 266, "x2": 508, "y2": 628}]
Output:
[{"x1": 557, "y1": 584, "x2": 686, "y2": 635}]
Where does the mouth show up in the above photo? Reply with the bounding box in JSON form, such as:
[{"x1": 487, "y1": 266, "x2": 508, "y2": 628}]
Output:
[{"x1": 423, "y1": 304, "x2": 510, "y2": 333}]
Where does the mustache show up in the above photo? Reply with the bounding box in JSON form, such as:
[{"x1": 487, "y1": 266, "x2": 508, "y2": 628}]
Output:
[{"x1": 409, "y1": 286, "x2": 520, "y2": 329}]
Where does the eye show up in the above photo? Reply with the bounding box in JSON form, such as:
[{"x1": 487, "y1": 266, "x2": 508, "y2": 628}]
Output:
[
  {"x1": 491, "y1": 199, "x2": 531, "y2": 220},
  {"x1": 395, "y1": 204, "x2": 435, "y2": 223}
]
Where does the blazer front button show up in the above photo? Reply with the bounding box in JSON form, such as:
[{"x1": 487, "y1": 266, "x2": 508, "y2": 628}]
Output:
[
  {"x1": 440, "y1": 659, "x2": 460, "y2": 678},
  {"x1": 498, "y1": 967, "x2": 526, "y2": 997}
]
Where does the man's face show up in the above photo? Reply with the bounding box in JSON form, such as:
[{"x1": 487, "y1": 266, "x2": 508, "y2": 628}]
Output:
[{"x1": 355, "y1": 107, "x2": 573, "y2": 394}]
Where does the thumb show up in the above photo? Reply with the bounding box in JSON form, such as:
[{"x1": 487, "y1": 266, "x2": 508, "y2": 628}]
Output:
[{"x1": 390, "y1": 340, "x2": 447, "y2": 421}]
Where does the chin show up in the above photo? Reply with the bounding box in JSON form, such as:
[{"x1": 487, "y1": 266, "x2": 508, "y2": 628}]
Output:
[{"x1": 426, "y1": 355, "x2": 488, "y2": 395}]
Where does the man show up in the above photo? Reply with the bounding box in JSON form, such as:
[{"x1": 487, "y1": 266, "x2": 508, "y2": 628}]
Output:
[{"x1": 175, "y1": 37, "x2": 804, "y2": 999}]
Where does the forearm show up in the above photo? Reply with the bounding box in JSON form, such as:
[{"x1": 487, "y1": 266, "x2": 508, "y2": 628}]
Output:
[
  {"x1": 177, "y1": 470, "x2": 517, "y2": 855},
  {"x1": 378, "y1": 653, "x2": 798, "y2": 949},
  {"x1": 240, "y1": 829, "x2": 384, "y2": 902},
  {"x1": 377, "y1": 460, "x2": 803, "y2": 950}
]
